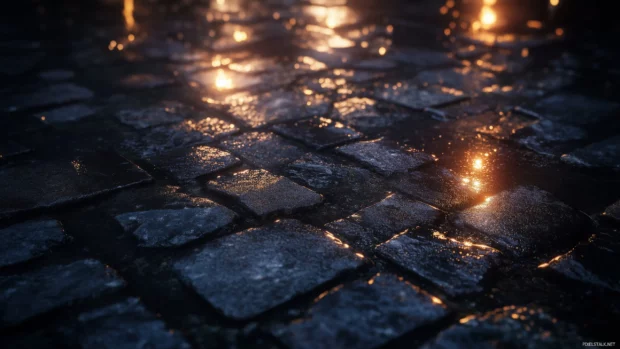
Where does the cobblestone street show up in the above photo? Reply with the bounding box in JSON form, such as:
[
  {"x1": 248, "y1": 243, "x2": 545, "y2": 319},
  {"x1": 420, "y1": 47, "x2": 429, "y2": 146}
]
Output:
[{"x1": 1, "y1": 0, "x2": 620, "y2": 348}]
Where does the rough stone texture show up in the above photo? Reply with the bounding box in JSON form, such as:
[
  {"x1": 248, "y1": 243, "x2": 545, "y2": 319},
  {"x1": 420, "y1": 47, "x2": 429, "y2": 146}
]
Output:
[
  {"x1": 116, "y1": 101, "x2": 189, "y2": 130},
  {"x1": 220, "y1": 132, "x2": 305, "y2": 169},
  {"x1": 326, "y1": 193, "x2": 441, "y2": 248},
  {"x1": 58, "y1": 298, "x2": 191, "y2": 349},
  {"x1": 115, "y1": 206, "x2": 236, "y2": 248},
  {"x1": 208, "y1": 169, "x2": 322, "y2": 216},
  {"x1": 0, "y1": 220, "x2": 67, "y2": 267},
  {"x1": 0, "y1": 259, "x2": 125, "y2": 326},
  {"x1": 147, "y1": 145, "x2": 240, "y2": 180},
  {"x1": 561, "y1": 136, "x2": 620, "y2": 169},
  {"x1": 272, "y1": 274, "x2": 448, "y2": 349},
  {"x1": 220, "y1": 90, "x2": 330, "y2": 128},
  {"x1": 532, "y1": 93, "x2": 620, "y2": 126},
  {"x1": 377, "y1": 229, "x2": 500, "y2": 296},
  {"x1": 512, "y1": 119, "x2": 587, "y2": 157},
  {"x1": 172, "y1": 219, "x2": 363, "y2": 320},
  {"x1": 272, "y1": 116, "x2": 362, "y2": 150},
  {"x1": 3, "y1": 83, "x2": 94, "y2": 112},
  {"x1": 36, "y1": 104, "x2": 97, "y2": 124},
  {"x1": 330, "y1": 97, "x2": 414, "y2": 131},
  {"x1": 337, "y1": 140, "x2": 435, "y2": 176},
  {"x1": 374, "y1": 80, "x2": 467, "y2": 110},
  {"x1": 389, "y1": 48, "x2": 458, "y2": 68},
  {"x1": 454, "y1": 186, "x2": 590, "y2": 256},
  {"x1": 0, "y1": 151, "x2": 152, "y2": 219},
  {"x1": 604, "y1": 200, "x2": 620, "y2": 222},
  {"x1": 414, "y1": 67, "x2": 497, "y2": 93},
  {"x1": 120, "y1": 73, "x2": 175, "y2": 89},
  {"x1": 0, "y1": 140, "x2": 30, "y2": 159},
  {"x1": 422, "y1": 306, "x2": 582, "y2": 349},
  {"x1": 539, "y1": 229, "x2": 620, "y2": 293},
  {"x1": 392, "y1": 166, "x2": 481, "y2": 211}
]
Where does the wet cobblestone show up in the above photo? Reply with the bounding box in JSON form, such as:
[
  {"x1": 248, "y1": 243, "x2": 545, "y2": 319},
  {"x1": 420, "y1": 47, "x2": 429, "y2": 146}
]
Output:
[{"x1": 2, "y1": 0, "x2": 620, "y2": 347}]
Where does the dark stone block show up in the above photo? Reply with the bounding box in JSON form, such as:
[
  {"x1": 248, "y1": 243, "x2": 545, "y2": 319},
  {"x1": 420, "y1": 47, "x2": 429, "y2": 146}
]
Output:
[
  {"x1": 454, "y1": 186, "x2": 590, "y2": 256},
  {"x1": 147, "y1": 145, "x2": 240, "y2": 180},
  {"x1": 0, "y1": 151, "x2": 152, "y2": 219},
  {"x1": 377, "y1": 229, "x2": 500, "y2": 295},
  {"x1": 115, "y1": 205, "x2": 236, "y2": 247},
  {"x1": 220, "y1": 132, "x2": 304, "y2": 169},
  {"x1": 561, "y1": 136, "x2": 620, "y2": 169},
  {"x1": 3, "y1": 83, "x2": 94, "y2": 112},
  {"x1": 58, "y1": 298, "x2": 191, "y2": 349},
  {"x1": 0, "y1": 220, "x2": 67, "y2": 267},
  {"x1": 337, "y1": 140, "x2": 435, "y2": 176},
  {"x1": 0, "y1": 259, "x2": 125, "y2": 326},
  {"x1": 273, "y1": 116, "x2": 362, "y2": 150},
  {"x1": 172, "y1": 219, "x2": 363, "y2": 319},
  {"x1": 272, "y1": 274, "x2": 448, "y2": 349},
  {"x1": 208, "y1": 169, "x2": 322, "y2": 216}
]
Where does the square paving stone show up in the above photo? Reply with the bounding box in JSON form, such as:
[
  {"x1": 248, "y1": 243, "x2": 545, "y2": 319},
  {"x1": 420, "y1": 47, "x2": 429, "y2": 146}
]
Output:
[
  {"x1": 0, "y1": 220, "x2": 68, "y2": 267},
  {"x1": 374, "y1": 80, "x2": 468, "y2": 110},
  {"x1": 147, "y1": 145, "x2": 240, "y2": 180},
  {"x1": 376, "y1": 229, "x2": 500, "y2": 296},
  {"x1": 3, "y1": 83, "x2": 94, "y2": 112},
  {"x1": 604, "y1": 200, "x2": 620, "y2": 222},
  {"x1": 532, "y1": 93, "x2": 620, "y2": 127},
  {"x1": 133, "y1": 117, "x2": 238, "y2": 158},
  {"x1": 271, "y1": 273, "x2": 448, "y2": 349},
  {"x1": 116, "y1": 101, "x2": 191, "y2": 130},
  {"x1": 36, "y1": 104, "x2": 97, "y2": 124},
  {"x1": 0, "y1": 259, "x2": 125, "y2": 326},
  {"x1": 511, "y1": 119, "x2": 588, "y2": 157},
  {"x1": 336, "y1": 139, "x2": 435, "y2": 176},
  {"x1": 561, "y1": 136, "x2": 620, "y2": 169},
  {"x1": 453, "y1": 186, "x2": 590, "y2": 256},
  {"x1": 330, "y1": 97, "x2": 414, "y2": 131},
  {"x1": 414, "y1": 67, "x2": 497, "y2": 93},
  {"x1": 392, "y1": 166, "x2": 481, "y2": 211},
  {"x1": 58, "y1": 298, "x2": 191, "y2": 349},
  {"x1": 115, "y1": 204, "x2": 237, "y2": 248},
  {"x1": 422, "y1": 306, "x2": 582, "y2": 349},
  {"x1": 0, "y1": 151, "x2": 152, "y2": 219},
  {"x1": 326, "y1": 193, "x2": 442, "y2": 249},
  {"x1": 172, "y1": 219, "x2": 363, "y2": 320},
  {"x1": 222, "y1": 89, "x2": 331, "y2": 128},
  {"x1": 539, "y1": 229, "x2": 620, "y2": 293},
  {"x1": 272, "y1": 116, "x2": 362, "y2": 150},
  {"x1": 207, "y1": 169, "x2": 322, "y2": 216},
  {"x1": 219, "y1": 132, "x2": 305, "y2": 169}
]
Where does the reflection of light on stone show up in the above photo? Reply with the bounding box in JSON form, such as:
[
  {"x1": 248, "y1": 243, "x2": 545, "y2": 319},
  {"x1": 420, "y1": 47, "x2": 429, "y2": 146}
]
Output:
[
  {"x1": 483, "y1": 0, "x2": 496, "y2": 4},
  {"x1": 305, "y1": 6, "x2": 354, "y2": 29},
  {"x1": 123, "y1": 0, "x2": 135, "y2": 31},
  {"x1": 527, "y1": 20, "x2": 543, "y2": 29},
  {"x1": 233, "y1": 30, "x2": 248, "y2": 42},
  {"x1": 521, "y1": 48, "x2": 529, "y2": 57},
  {"x1": 355, "y1": 252, "x2": 364, "y2": 259},
  {"x1": 215, "y1": 69, "x2": 233, "y2": 90},
  {"x1": 555, "y1": 28, "x2": 564, "y2": 36},
  {"x1": 480, "y1": 6, "x2": 497, "y2": 29},
  {"x1": 431, "y1": 296, "x2": 443, "y2": 305},
  {"x1": 460, "y1": 315, "x2": 476, "y2": 324},
  {"x1": 473, "y1": 158, "x2": 483, "y2": 170},
  {"x1": 328, "y1": 35, "x2": 355, "y2": 48}
]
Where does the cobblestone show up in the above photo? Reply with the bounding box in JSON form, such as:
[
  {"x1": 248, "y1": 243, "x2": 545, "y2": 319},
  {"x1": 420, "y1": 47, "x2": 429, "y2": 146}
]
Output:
[
  {"x1": 147, "y1": 145, "x2": 240, "y2": 180},
  {"x1": 173, "y1": 219, "x2": 363, "y2": 320},
  {"x1": 0, "y1": 259, "x2": 125, "y2": 326},
  {"x1": 336, "y1": 140, "x2": 435, "y2": 176},
  {"x1": 208, "y1": 169, "x2": 322, "y2": 216},
  {"x1": 272, "y1": 116, "x2": 362, "y2": 150},
  {"x1": 220, "y1": 132, "x2": 305, "y2": 169},
  {"x1": 561, "y1": 135, "x2": 620, "y2": 169},
  {"x1": 272, "y1": 274, "x2": 448, "y2": 349},
  {"x1": 0, "y1": 220, "x2": 67, "y2": 267},
  {"x1": 377, "y1": 228, "x2": 500, "y2": 296},
  {"x1": 454, "y1": 186, "x2": 590, "y2": 256},
  {"x1": 58, "y1": 298, "x2": 191, "y2": 349},
  {"x1": 2, "y1": 83, "x2": 93, "y2": 112}
]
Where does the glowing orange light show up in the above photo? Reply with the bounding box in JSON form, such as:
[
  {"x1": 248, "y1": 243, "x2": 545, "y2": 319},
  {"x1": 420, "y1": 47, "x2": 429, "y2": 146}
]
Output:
[
  {"x1": 378, "y1": 47, "x2": 387, "y2": 55},
  {"x1": 483, "y1": 0, "x2": 497, "y2": 5},
  {"x1": 527, "y1": 20, "x2": 543, "y2": 29},
  {"x1": 473, "y1": 158, "x2": 483, "y2": 170},
  {"x1": 123, "y1": 0, "x2": 135, "y2": 30},
  {"x1": 550, "y1": 0, "x2": 559, "y2": 6},
  {"x1": 233, "y1": 30, "x2": 248, "y2": 42},
  {"x1": 431, "y1": 296, "x2": 443, "y2": 305},
  {"x1": 214, "y1": 69, "x2": 233, "y2": 90},
  {"x1": 480, "y1": 7, "x2": 497, "y2": 29}
]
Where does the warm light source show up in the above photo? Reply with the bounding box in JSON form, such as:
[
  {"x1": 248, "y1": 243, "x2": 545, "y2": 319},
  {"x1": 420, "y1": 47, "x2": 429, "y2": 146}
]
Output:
[
  {"x1": 123, "y1": 0, "x2": 136, "y2": 31},
  {"x1": 480, "y1": 6, "x2": 497, "y2": 29},
  {"x1": 473, "y1": 158, "x2": 483, "y2": 170},
  {"x1": 550, "y1": 0, "x2": 559, "y2": 6},
  {"x1": 233, "y1": 30, "x2": 248, "y2": 42},
  {"x1": 215, "y1": 69, "x2": 233, "y2": 90}
]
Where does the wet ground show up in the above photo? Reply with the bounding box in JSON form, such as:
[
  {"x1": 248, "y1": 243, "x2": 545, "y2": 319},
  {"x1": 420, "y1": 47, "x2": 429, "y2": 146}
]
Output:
[{"x1": 1, "y1": 0, "x2": 620, "y2": 348}]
